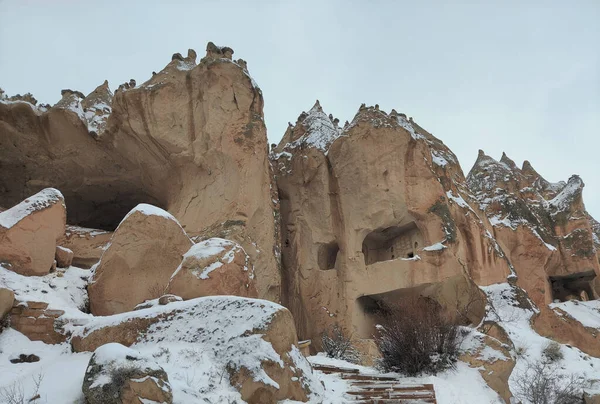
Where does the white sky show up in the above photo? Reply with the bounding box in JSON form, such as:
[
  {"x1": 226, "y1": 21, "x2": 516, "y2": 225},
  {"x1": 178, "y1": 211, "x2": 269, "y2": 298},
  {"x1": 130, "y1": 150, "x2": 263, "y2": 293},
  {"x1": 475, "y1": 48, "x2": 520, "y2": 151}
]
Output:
[{"x1": 1, "y1": 0, "x2": 599, "y2": 218}]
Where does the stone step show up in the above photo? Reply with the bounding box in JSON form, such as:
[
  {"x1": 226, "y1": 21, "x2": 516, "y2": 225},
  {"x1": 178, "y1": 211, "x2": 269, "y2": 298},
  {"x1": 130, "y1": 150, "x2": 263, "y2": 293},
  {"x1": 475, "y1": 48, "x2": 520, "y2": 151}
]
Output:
[{"x1": 313, "y1": 364, "x2": 360, "y2": 374}]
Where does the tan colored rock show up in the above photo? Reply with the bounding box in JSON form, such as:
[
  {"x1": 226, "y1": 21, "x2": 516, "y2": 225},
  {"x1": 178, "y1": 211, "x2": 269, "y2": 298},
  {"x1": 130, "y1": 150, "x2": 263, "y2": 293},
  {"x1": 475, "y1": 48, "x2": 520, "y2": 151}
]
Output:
[
  {"x1": 60, "y1": 225, "x2": 112, "y2": 268},
  {"x1": 0, "y1": 188, "x2": 66, "y2": 276},
  {"x1": 71, "y1": 297, "x2": 319, "y2": 403},
  {"x1": 88, "y1": 204, "x2": 192, "y2": 315},
  {"x1": 460, "y1": 334, "x2": 515, "y2": 403},
  {"x1": 82, "y1": 343, "x2": 172, "y2": 404},
  {"x1": 55, "y1": 246, "x2": 73, "y2": 268},
  {"x1": 167, "y1": 238, "x2": 257, "y2": 300},
  {"x1": 0, "y1": 288, "x2": 14, "y2": 321},
  {"x1": 0, "y1": 42, "x2": 280, "y2": 302},
  {"x1": 273, "y1": 103, "x2": 508, "y2": 345}
]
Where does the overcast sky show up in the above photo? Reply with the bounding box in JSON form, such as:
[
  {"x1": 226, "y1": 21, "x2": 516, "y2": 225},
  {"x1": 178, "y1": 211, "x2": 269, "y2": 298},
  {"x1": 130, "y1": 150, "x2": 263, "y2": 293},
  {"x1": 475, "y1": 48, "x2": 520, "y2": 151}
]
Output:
[{"x1": 1, "y1": 0, "x2": 598, "y2": 218}]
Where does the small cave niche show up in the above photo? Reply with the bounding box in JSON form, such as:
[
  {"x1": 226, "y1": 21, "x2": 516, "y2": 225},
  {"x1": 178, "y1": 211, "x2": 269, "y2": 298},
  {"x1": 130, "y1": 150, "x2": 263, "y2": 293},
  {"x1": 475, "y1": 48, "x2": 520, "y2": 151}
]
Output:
[
  {"x1": 549, "y1": 271, "x2": 596, "y2": 302},
  {"x1": 317, "y1": 241, "x2": 339, "y2": 270},
  {"x1": 362, "y1": 222, "x2": 422, "y2": 265}
]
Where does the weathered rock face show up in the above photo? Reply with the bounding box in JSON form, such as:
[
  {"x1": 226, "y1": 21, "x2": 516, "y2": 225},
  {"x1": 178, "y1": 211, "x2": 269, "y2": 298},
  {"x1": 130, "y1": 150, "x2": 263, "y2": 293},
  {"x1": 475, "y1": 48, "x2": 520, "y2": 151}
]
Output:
[
  {"x1": 466, "y1": 151, "x2": 600, "y2": 351},
  {"x1": 273, "y1": 103, "x2": 508, "y2": 344},
  {"x1": 167, "y1": 238, "x2": 257, "y2": 300},
  {"x1": 88, "y1": 204, "x2": 193, "y2": 315},
  {"x1": 0, "y1": 42, "x2": 280, "y2": 302},
  {"x1": 82, "y1": 343, "x2": 173, "y2": 404},
  {"x1": 71, "y1": 296, "x2": 320, "y2": 403},
  {"x1": 59, "y1": 225, "x2": 112, "y2": 269},
  {"x1": 0, "y1": 188, "x2": 66, "y2": 276}
]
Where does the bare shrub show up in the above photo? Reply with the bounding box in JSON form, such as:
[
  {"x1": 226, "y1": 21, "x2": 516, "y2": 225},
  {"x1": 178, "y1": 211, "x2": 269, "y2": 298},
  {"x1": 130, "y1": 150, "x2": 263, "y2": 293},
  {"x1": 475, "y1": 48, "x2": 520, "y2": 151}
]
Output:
[
  {"x1": 321, "y1": 324, "x2": 359, "y2": 363},
  {"x1": 0, "y1": 373, "x2": 44, "y2": 404},
  {"x1": 374, "y1": 296, "x2": 463, "y2": 376},
  {"x1": 542, "y1": 341, "x2": 564, "y2": 363},
  {"x1": 514, "y1": 359, "x2": 586, "y2": 404}
]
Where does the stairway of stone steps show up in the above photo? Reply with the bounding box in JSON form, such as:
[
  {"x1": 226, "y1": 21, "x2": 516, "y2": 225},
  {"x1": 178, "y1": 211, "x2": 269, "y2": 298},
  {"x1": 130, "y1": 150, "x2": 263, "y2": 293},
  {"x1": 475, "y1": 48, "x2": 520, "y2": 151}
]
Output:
[{"x1": 313, "y1": 364, "x2": 437, "y2": 404}]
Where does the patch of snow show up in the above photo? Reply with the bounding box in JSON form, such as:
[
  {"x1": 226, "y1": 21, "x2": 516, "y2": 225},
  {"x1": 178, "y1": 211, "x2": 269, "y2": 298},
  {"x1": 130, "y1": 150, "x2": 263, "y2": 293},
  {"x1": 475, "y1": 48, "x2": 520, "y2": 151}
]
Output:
[
  {"x1": 0, "y1": 188, "x2": 64, "y2": 229},
  {"x1": 431, "y1": 150, "x2": 448, "y2": 166},
  {"x1": 550, "y1": 300, "x2": 600, "y2": 329},
  {"x1": 423, "y1": 242, "x2": 447, "y2": 251},
  {"x1": 286, "y1": 103, "x2": 343, "y2": 155},
  {"x1": 446, "y1": 190, "x2": 470, "y2": 209}
]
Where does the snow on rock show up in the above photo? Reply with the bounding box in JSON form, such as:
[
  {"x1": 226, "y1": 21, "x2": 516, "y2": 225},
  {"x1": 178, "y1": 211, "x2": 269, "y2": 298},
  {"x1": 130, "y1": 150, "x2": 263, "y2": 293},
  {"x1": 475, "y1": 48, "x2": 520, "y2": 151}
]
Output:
[
  {"x1": 548, "y1": 175, "x2": 584, "y2": 215},
  {"x1": 0, "y1": 264, "x2": 91, "y2": 324},
  {"x1": 171, "y1": 238, "x2": 233, "y2": 280},
  {"x1": 121, "y1": 203, "x2": 178, "y2": 224},
  {"x1": 550, "y1": 300, "x2": 600, "y2": 329},
  {"x1": 71, "y1": 296, "x2": 322, "y2": 402},
  {"x1": 423, "y1": 242, "x2": 447, "y2": 251},
  {"x1": 285, "y1": 101, "x2": 343, "y2": 154},
  {"x1": 0, "y1": 188, "x2": 64, "y2": 229},
  {"x1": 83, "y1": 343, "x2": 172, "y2": 404},
  {"x1": 481, "y1": 283, "x2": 600, "y2": 402}
]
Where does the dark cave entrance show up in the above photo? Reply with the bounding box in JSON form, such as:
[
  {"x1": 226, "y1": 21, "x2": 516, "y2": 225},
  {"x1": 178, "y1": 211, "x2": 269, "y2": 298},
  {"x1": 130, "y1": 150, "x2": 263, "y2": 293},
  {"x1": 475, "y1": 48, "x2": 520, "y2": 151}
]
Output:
[
  {"x1": 549, "y1": 271, "x2": 596, "y2": 302},
  {"x1": 362, "y1": 222, "x2": 422, "y2": 265},
  {"x1": 317, "y1": 241, "x2": 339, "y2": 270},
  {"x1": 64, "y1": 188, "x2": 167, "y2": 231}
]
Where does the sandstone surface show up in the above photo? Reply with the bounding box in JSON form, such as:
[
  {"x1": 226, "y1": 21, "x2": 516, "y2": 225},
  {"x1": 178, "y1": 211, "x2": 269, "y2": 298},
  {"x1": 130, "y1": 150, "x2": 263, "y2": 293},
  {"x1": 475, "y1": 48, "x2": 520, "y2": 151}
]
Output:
[
  {"x1": 88, "y1": 204, "x2": 192, "y2": 315},
  {"x1": 0, "y1": 188, "x2": 66, "y2": 276}
]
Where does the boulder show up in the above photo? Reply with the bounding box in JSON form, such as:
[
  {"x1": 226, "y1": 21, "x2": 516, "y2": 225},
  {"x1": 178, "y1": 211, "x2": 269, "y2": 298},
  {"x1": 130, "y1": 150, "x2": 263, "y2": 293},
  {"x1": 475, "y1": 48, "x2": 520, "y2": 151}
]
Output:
[
  {"x1": 71, "y1": 296, "x2": 321, "y2": 403},
  {"x1": 82, "y1": 343, "x2": 172, "y2": 404},
  {"x1": 60, "y1": 225, "x2": 112, "y2": 268},
  {"x1": 0, "y1": 288, "x2": 14, "y2": 321},
  {"x1": 55, "y1": 246, "x2": 73, "y2": 268},
  {"x1": 167, "y1": 238, "x2": 257, "y2": 300},
  {"x1": 88, "y1": 204, "x2": 193, "y2": 316},
  {"x1": 0, "y1": 188, "x2": 66, "y2": 276}
]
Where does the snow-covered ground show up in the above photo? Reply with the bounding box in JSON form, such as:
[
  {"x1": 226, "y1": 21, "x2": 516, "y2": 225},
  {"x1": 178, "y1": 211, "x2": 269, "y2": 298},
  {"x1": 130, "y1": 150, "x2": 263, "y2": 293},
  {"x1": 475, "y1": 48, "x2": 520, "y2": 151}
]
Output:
[{"x1": 3, "y1": 263, "x2": 600, "y2": 403}]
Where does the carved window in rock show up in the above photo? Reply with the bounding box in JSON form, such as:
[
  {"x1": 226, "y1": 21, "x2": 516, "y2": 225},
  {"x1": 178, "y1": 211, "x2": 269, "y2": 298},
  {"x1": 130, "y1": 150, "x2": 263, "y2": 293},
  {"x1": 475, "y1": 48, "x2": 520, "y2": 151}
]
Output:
[
  {"x1": 317, "y1": 241, "x2": 339, "y2": 270},
  {"x1": 362, "y1": 222, "x2": 423, "y2": 265}
]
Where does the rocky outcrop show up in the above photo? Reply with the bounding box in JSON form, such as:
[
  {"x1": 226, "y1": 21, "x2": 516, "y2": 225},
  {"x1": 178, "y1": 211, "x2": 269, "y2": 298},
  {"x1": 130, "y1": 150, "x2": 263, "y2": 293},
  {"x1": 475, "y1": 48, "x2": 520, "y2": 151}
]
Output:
[
  {"x1": 71, "y1": 296, "x2": 320, "y2": 403},
  {"x1": 0, "y1": 42, "x2": 280, "y2": 302},
  {"x1": 9, "y1": 300, "x2": 66, "y2": 344},
  {"x1": 82, "y1": 343, "x2": 172, "y2": 404},
  {"x1": 466, "y1": 151, "x2": 600, "y2": 352},
  {"x1": 0, "y1": 188, "x2": 66, "y2": 276},
  {"x1": 167, "y1": 238, "x2": 257, "y2": 300},
  {"x1": 272, "y1": 103, "x2": 508, "y2": 346},
  {"x1": 88, "y1": 204, "x2": 193, "y2": 316}
]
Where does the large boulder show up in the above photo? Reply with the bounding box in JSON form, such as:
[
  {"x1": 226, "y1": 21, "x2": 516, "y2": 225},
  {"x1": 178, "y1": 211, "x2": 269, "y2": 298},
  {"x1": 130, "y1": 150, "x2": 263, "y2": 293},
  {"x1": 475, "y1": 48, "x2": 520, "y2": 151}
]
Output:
[
  {"x1": 71, "y1": 296, "x2": 322, "y2": 403},
  {"x1": 88, "y1": 204, "x2": 193, "y2": 315},
  {"x1": 82, "y1": 343, "x2": 172, "y2": 404},
  {"x1": 167, "y1": 238, "x2": 257, "y2": 300},
  {"x1": 0, "y1": 188, "x2": 66, "y2": 276}
]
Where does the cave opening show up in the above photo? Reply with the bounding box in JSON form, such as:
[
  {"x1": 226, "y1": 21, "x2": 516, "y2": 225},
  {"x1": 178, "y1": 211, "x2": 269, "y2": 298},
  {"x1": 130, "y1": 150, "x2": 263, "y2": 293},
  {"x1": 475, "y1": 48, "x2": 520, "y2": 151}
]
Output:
[
  {"x1": 549, "y1": 271, "x2": 596, "y2": 302},
  {"x1": 317, "y1": 241, "x2": 339, "y2": 270},
  {"x1": 362, "y1": 222, "x2": 422, "y2": 265},
  {"x1": 64, "y1": 188, "x2": 167, "y2": 231}
]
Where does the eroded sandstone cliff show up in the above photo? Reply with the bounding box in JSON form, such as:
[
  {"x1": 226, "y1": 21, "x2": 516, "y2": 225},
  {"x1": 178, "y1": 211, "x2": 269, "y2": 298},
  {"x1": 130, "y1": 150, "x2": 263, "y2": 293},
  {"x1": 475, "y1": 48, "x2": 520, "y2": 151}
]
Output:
[{"x1": 0, "y1": 43, "x2": 280, "y2": 301}]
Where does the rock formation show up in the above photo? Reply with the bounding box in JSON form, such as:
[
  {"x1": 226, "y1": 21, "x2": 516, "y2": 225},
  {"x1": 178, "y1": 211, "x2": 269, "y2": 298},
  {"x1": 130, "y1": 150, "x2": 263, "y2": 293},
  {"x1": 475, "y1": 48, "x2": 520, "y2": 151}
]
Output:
[
  {"x1": 0, "y1": 42, "x2": 280, "y2": 301},
  {"x1": 167, "y1": 237, "x2": 257, "y2": 300},
  {"x1": 88, "y1": 204, "x2": 193, "y2": 315},
  {"x1": 0, "y1": 188, "x2": 66, "y2": 276},
  {"x1": 272, "y1": 103, "x2": 507, "y2": 346},
  {"x1": 82, "y1": 343, "x2": 173, "y2": 404}
]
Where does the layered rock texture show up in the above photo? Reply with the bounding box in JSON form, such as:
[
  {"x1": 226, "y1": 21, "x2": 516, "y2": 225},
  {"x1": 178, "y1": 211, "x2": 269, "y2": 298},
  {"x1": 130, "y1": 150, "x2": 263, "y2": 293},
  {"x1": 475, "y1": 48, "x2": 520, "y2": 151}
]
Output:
[
  {"x1": 272, "y1": 102, "x2": 600, "y2": 352},
  {"x1": 0, "y1": 43, "x2": 280, "y2": 301}
]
